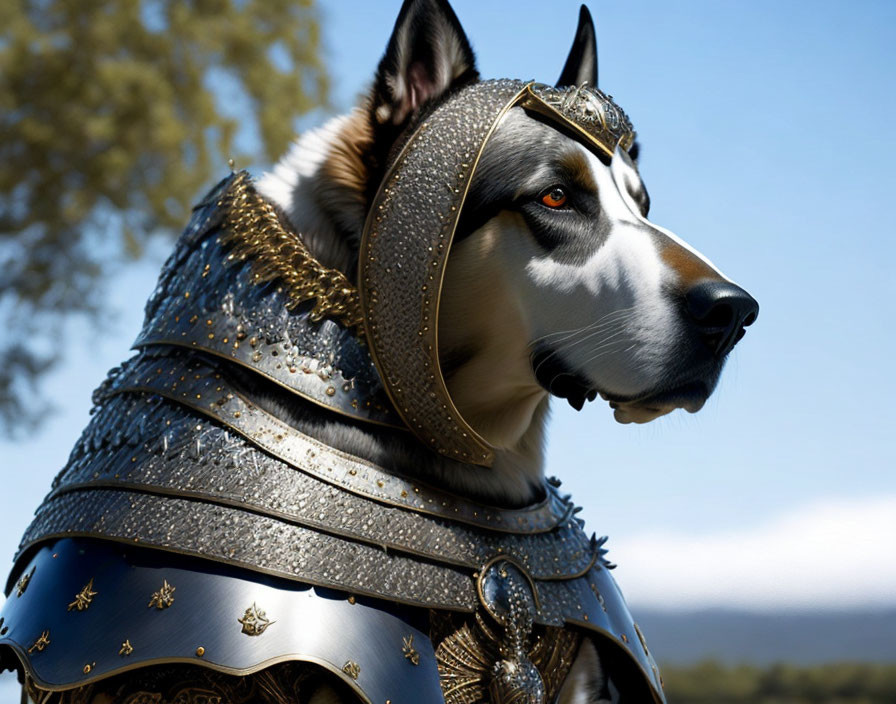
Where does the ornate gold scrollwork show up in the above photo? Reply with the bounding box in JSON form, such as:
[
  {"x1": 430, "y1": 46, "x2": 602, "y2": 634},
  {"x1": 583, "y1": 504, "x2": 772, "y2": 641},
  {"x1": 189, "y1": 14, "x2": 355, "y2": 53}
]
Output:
[{"x1": 431, "y1": 611, "x2": 580, "y2": 704}]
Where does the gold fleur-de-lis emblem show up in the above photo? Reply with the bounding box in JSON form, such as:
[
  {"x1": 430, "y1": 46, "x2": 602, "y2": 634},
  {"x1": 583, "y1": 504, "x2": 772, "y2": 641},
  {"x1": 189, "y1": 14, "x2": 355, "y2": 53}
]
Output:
[
  {"x1": 342, "y1": 660, "x2": 361, "y2": 680},
  {"x1": 237, "y1": 603, "x2": 274, "y2": 636},
  {"x1": 68, "y1": 578, "x2": 98, "y2": 611},
  {"x1": 16, "y1": 567, "x2": 35, "y2": 597},
  {"x1": 402, "y1": 634, "x2": 420, "y2": 665},
  {"x1": 28, "y1": 630, "x2": 50, "y2": 654},
  {"x1": 148, "y1": 580, "x2": 175, "y2": 609},
  {"x1": 119, "y1": 640, "x2": 134, "y2": 656}
]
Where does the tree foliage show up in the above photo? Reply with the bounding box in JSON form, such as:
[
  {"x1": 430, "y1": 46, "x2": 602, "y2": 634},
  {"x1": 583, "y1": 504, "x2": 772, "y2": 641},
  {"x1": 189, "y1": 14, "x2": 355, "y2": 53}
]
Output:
[
  {"x1": 0, "y1": 0, "x2": 327, "y2": 435},
  {"x1": 662, "y1": 661, "x2": 896, "y2": 704}
]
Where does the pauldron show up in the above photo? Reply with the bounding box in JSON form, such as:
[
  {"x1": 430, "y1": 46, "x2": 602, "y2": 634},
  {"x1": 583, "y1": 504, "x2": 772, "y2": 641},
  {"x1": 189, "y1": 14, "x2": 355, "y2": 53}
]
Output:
[{"x1": 1, "y1": 85, "x2": 664, "y2": 702}]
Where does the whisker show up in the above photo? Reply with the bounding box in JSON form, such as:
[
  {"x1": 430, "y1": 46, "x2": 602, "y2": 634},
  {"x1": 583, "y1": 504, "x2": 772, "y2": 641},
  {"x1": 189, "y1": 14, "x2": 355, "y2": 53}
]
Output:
[
  {"x1": 580, "y1": 341, "x2": 637, "y2": 368},
  {"x1": 529, "y1": 307, "x2": 636, "y2": 346},
  {"x1": 531, "y1": 317, "x2": 634, "y2": 377}
]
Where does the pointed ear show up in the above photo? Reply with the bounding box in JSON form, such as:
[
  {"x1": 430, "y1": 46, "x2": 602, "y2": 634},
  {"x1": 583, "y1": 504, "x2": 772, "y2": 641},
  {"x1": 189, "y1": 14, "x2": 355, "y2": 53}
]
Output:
[
  {"x1": 556, "y1": 5, "x2": 598, "y2": 88},
  {"x1": 371, "y1": 0, "x2": 478, "y2": 128}
]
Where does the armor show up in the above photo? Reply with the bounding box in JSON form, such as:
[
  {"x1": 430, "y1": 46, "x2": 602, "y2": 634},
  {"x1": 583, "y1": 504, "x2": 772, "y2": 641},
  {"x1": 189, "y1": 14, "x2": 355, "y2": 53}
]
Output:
[{"x1": 0, "y1": 79, "x2": 664, "y2": 703}]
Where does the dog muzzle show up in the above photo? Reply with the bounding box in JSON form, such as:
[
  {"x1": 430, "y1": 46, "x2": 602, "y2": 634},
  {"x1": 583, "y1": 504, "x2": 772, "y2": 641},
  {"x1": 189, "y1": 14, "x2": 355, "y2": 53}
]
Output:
[{"x1": 359, "y1": 79, "x2": 636, "y2": 466}]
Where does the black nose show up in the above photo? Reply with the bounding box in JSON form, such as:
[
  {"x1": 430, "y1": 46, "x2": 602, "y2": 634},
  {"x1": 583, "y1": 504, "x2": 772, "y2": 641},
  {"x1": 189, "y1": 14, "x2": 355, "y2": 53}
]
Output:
[{"x1": 685, "y1": 281, "x2": 759, "y2": 356}]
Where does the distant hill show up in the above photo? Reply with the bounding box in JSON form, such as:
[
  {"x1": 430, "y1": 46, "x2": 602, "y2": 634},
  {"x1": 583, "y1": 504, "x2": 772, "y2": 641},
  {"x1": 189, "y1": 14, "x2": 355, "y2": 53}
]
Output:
[{"x1": 635, "y1": 609, "x2": 896, "y2": 666}]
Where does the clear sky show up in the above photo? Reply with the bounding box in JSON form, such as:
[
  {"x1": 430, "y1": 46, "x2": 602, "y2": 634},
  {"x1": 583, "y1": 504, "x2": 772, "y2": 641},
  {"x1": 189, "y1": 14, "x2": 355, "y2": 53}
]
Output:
[{"x1": 1, "y1": 0, "x2": 894, "y2": 613}]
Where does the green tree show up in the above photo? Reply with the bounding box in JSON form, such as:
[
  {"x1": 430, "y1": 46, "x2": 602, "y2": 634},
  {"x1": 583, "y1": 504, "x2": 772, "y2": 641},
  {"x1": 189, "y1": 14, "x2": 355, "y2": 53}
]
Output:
[
  {"x1": 662, "y1": 661, "x2": 896, "y2": 704},
  {"x1": 0, "y1": 0, "x2": 327, "y2": 435}
]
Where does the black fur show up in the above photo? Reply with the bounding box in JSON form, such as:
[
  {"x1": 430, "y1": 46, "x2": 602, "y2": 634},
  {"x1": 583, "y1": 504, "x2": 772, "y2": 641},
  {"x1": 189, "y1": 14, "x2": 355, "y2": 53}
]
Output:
[
  {"x1": 365, "y1": 0, "x2": 479, "y2": 201},
  {"x1": 556, "y1": 5, "x2": 599, "y2": 88}
]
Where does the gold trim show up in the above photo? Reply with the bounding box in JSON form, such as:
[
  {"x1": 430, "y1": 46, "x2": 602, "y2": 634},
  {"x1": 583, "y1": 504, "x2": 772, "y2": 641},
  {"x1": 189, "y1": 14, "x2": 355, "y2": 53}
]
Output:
[
  {"x1": 5, "y1": 644, "x2": 375, "y2": 704},
  {"x1": 359, "y1": 85, "x2": 532, "y2": 468},
  {"x1": 424, "y1": 84, "x2": 532, "y2": 466},
  {"x1": 217, "y1": 171, "x2": 363, "y2": 328},
  {"x1": 475, "y1": 555, "x2": 542, "y2": 618},
  {"x1": 357, "y1": 81, "x2": 637, "y2": 469},
  {"x1": 519, "y1": 84, "x2": 636, "y2": 159}
]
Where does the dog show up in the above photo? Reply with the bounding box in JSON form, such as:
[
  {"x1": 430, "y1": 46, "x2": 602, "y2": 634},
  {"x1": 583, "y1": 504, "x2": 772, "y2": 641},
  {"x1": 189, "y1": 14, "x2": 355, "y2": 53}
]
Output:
[
  {"x1": 256, "y1": 0, "x2": 758, "y2": 508},
  {"x1": 257, "y1": 0, "x2": 755, "y2": 699},
  {"x1": 3, "y1": 1, "x2": 757, "y2": 702}
]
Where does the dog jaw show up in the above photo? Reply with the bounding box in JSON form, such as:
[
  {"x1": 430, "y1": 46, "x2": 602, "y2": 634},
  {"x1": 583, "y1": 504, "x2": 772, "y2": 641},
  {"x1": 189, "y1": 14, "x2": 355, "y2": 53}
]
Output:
[{"x1": 439, "y1": 221, "x2": 550, "y2": 471}]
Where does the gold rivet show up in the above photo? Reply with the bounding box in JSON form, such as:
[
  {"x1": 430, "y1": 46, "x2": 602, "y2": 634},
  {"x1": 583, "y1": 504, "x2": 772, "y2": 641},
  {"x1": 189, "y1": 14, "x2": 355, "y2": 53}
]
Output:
[{"x1": 195, "y1": 646, "x2": 205, "y2": 657}]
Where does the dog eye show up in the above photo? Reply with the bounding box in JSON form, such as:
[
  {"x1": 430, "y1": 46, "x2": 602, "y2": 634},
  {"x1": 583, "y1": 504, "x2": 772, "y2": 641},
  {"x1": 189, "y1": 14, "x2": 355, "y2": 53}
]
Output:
[{"x1": 540, "y1": 187, "x2": 568, "y2": 209}]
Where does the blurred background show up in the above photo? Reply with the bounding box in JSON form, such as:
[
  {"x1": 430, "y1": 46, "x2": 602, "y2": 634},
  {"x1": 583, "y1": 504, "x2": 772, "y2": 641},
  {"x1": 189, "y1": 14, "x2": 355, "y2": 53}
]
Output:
[{"x1": 1, "y1": 0, "x2": 894, "y2": 701}]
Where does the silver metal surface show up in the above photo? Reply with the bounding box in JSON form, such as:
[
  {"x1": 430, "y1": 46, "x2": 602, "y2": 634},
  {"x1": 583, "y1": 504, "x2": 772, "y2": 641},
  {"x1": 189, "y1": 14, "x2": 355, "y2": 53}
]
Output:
[
  {"x1": 96, "y1": 352, "x2": 572, "y2": 536},
  {"x1": 0, "y1": 539, "x2": 443, "y2": 703},
  {"x1": 8, "y1": 382, "x2": 665, "y2": 700},
  {"x1": 135, "y1": 173, "x2": 401, "y2": 429}
]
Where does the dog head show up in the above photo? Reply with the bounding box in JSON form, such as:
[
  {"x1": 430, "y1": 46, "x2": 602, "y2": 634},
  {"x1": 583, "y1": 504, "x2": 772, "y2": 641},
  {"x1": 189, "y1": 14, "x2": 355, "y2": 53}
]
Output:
[{"x1": 366, "y1": 1, "x2": 757, "y2": 435}]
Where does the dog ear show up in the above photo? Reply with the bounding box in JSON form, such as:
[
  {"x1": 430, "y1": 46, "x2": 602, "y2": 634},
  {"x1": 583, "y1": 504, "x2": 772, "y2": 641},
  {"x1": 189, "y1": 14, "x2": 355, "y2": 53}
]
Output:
[
  {"x1": 371, "y1": 0, "x2": 478, "y2": 128},
  {"x1": 556, "y1": 5, "x2": 598, "y2": 88}
]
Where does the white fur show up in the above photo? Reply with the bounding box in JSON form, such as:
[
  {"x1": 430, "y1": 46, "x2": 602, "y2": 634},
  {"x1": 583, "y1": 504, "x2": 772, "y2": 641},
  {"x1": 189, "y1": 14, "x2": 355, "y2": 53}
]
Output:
[
  {"x1": 612, "y1": 145, "x2": 732, "y2": 282},
  {"x1": 557, "y1": 639, "x2": 609, "y2": 704},
  {"x1": 257, "y1": 113, "x2": 354, "y2": 228},
  {"x1": 516, "y1": 142, "x2": 727, "y2": 406}
]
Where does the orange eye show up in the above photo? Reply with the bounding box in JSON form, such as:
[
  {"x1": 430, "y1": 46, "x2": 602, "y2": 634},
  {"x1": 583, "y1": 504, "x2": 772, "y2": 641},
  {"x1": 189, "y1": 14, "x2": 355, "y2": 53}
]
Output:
[{"x1": 541, "y1": 188, "x2": 568, "y2": 208}]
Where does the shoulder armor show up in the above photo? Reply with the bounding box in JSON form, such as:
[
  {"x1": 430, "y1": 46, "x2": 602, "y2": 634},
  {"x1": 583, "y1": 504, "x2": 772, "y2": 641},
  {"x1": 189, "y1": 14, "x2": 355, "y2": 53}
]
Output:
[
  {"x1": 136, "y1": 171, "x2": 401, "y2": 429},
  {"x1": 1, "y1": 538, "x2": 443, "y2": 703},
  {"x1": 5, "y1": 368, "x2": 665, "y2": 701}
]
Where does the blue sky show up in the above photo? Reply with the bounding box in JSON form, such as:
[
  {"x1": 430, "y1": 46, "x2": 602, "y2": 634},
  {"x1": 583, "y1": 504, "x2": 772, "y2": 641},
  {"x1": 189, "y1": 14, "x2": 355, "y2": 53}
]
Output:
[{"x1": 1, "y1": 0, "x2": 894, "y2": 612}]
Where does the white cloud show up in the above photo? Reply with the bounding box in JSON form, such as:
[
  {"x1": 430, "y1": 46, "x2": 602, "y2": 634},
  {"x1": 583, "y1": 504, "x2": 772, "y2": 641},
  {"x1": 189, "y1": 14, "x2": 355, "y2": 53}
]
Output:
[{"x1": 611, "y1": 495, "x2": 896, "y2": 610}]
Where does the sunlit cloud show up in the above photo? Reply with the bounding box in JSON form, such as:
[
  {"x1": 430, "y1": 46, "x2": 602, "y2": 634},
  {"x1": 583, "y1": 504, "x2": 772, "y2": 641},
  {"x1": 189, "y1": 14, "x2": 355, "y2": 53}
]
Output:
[{"x1": 612, "y1": 496, "x2": 896, "y2": 610}]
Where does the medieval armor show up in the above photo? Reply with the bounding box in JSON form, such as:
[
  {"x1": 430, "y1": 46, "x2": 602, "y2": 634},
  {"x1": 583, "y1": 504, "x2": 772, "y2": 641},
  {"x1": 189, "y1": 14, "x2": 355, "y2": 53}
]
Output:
[{"x1": 0, "y1": 80, "x2": 664, "y2": 704}]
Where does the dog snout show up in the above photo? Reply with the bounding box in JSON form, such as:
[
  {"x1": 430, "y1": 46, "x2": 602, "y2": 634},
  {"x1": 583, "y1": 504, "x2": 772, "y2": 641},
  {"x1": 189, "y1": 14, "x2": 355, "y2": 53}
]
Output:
[{"x1": 685, "y1": 281, "x2": 759, "y2": 357}]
